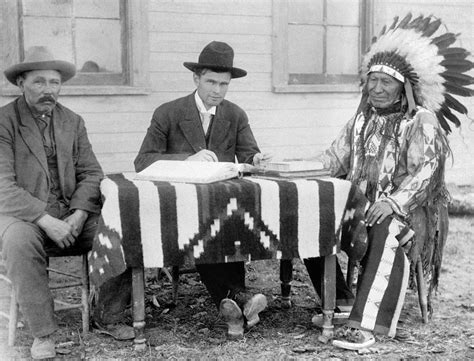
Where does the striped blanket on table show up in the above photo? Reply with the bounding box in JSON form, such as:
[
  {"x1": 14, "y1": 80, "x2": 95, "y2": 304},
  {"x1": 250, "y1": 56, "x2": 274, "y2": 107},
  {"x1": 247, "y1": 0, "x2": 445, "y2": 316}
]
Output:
[{"x1": 89, "y1": 173, "x2": 368, "y2": 286}]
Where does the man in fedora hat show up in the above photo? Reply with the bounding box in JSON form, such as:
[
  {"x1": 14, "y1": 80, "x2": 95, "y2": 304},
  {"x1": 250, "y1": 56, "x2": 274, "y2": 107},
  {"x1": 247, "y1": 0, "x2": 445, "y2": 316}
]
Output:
[
  {"x1": 0, "y1": 46, "x2": 133, "y2": 359},
  {"x1": 135, "y1": 41, "x2": 271, "y2": 339}
]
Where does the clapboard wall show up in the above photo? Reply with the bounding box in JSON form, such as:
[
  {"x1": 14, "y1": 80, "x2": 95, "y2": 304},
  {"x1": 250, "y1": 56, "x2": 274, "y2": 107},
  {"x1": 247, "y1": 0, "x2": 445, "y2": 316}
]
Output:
[{"x1": 1, "y1": 0, "x2": 472, "y2": 184}]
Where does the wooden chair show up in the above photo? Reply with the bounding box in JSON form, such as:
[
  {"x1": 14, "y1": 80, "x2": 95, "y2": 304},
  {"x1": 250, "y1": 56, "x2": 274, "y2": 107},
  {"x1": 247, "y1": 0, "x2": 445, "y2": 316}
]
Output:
[{"x1": 0, "y1": 254, "x2": 90, "y2": 346}]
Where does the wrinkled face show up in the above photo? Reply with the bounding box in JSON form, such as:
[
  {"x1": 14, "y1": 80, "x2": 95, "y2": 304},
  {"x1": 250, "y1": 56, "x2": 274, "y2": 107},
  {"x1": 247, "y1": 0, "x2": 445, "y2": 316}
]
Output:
[
  {"x1": 17, "y1": 69, "x2": 61, "y2": 115},
  {"x1": 367, "y1": 71, "x2": 403, "y2": 109},
  {"x1": 193, "y1": 70, "x2": 231, "y2": 109}
]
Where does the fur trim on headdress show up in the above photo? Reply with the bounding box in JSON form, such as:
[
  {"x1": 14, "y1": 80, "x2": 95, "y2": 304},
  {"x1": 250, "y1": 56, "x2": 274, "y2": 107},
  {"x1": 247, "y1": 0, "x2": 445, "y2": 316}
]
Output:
[{"x1": 361, "y1": 13, "x2": 473, "y2": 133}]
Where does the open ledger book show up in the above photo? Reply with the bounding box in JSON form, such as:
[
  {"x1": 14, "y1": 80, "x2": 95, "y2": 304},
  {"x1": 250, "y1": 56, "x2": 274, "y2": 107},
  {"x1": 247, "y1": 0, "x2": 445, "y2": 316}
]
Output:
[
  {"x1": 134, "y1": 160, "x2": 329, "y2": 183},
  {"x1": 134, "y1": 160, "x2": 255, "y2": 183}
]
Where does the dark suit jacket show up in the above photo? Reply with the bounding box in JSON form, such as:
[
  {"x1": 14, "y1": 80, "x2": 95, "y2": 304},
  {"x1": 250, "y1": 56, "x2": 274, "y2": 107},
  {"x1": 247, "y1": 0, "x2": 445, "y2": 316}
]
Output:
[
  {"x1": 134, "y1": 92, "x2": 260, "y2": 172},
  {"x1": 0, "y1": 96, "x2": 103, "y2": 233}
]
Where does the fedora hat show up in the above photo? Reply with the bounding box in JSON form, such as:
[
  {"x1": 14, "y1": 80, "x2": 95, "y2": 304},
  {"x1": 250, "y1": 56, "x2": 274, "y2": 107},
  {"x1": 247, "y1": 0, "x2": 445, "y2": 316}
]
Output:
[
  {"x1": 4, "y1": 46, "x2": 76, "y2": 85},
  {"x1": 183, "y1": 41, "x2": 247, "y2": 78}
]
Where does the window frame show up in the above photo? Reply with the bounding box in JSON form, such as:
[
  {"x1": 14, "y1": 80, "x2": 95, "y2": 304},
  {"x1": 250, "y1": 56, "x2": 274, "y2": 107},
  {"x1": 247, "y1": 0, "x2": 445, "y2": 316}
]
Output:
[
  {"x1": 0, "y1": 0, "x2": 150, "y2": 96},
  {"x1": 272, "y1": 0, "x2": 374, "y2": 93}
]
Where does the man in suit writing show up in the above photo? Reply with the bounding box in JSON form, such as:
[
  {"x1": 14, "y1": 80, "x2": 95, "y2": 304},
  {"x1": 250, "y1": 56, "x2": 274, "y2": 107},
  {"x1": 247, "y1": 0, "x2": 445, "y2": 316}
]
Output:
[{"x1": 135, "y1": 41, "x2": 271, "y2": 339}]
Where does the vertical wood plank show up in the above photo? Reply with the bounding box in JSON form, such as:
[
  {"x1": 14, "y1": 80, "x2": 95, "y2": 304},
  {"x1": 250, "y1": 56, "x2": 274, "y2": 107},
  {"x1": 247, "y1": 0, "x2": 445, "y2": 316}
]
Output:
[{"x1": 272, "y1": 0, "x2": 289, "y2": 90}]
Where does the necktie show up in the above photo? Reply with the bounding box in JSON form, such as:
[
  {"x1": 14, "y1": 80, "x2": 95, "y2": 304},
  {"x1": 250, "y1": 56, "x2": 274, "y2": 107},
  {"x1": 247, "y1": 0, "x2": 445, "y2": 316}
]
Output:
[
  {"x1": 36, "y1": 113, "x2": 54, "y2": 157},
  {"x1": 201, "y1": 112, "x2": 212, "y2": 134}
]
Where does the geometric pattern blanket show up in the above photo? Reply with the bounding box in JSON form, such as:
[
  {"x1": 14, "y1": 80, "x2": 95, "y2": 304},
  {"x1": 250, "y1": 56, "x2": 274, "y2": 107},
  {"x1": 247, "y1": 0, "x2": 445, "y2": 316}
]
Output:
[{"x1": 89, "y1": 173, "x2": 368, "y2": 287}]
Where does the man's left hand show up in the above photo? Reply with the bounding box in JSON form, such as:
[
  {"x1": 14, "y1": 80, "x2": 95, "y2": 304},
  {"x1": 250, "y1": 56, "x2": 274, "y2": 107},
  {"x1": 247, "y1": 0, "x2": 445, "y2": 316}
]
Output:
[
  {"x1": 253, "y1": 152, "x2": 273, "y2": 167},
  {"x1": 64, "y1": 209, "x2": 88, "y2": 238},
  {"x1": 365, "y1": 201, "x2": 393, "y2": 227}
]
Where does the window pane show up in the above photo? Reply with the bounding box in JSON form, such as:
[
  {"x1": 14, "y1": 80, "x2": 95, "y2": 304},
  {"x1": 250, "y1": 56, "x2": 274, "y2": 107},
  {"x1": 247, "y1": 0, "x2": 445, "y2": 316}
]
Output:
[
  {"x1": 19, "y1": 0, "x2": 125, "y2": 85},
  {"x1": 75, "y1": 0, "x2": 120, "y2": 18},
  {"x1": 327, "y1": 26, "x2": 359, "y2": 74},
  {"x1": 288, "y1": 24, "x2": 323, "y2": 74},
  {"x1": 76, "y1": 18, "x2": 122, "y2": 73},
  {"x1": 22, "y1": 17, "x2": 74, "y2": 63},
  {"x1": 22, "y1": 0, "x2": 72, "y2": 17},
  {"x1": 288, "y1": 0, "x2": 323, "y2": 24},
  {"x1": 327, "y1": 0, "x2": 360, "y2": 26},
  {"x1": 272, "y1": 0, "x2": 367, "y2": 91}
]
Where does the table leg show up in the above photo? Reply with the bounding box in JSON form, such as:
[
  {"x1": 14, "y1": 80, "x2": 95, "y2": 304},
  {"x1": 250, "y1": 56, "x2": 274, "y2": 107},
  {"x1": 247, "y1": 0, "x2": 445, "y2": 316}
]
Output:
[
  {"x1": 132, "y1": 267, "x2": 146, "y2": 350},
  {"x1": 319, "y1": 254, "x2": 336, "y2": 343},
  {"x1": 279, "y1": 259, "x2": 293, "y2": 308}
]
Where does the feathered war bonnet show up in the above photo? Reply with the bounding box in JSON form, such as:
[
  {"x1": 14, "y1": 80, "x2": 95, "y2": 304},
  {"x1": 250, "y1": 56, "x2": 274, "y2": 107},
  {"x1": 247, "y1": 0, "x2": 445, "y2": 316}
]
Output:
[{"x1": 360, "y1": 13, "x2": 473, "y2": 133}]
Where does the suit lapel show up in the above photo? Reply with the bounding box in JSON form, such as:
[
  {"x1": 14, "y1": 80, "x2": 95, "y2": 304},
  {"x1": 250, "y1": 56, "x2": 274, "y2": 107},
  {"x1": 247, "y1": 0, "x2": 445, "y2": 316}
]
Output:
[
  {"x1": 53, "y1": 106, "x2": 74, "y2": 189},
  {"x1": 15, "y1": 97, "x2": 48, "y2": 174},
  {"x1": 178, "y1": 94, "x2": 206, "y2": 152}
]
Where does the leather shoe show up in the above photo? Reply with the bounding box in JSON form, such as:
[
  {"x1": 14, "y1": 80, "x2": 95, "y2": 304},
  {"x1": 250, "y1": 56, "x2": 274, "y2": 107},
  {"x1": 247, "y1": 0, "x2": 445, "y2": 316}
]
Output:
[
  {"x1": 31, "y1": 336, "x2": 56, "y2": 360},
  {"x1": 93, "y1": 321, "x2": 135, "y2": 340},
  {"x1": 219, "y1": 298, "x2": 244, "y2": 339},
  {"x1": 243, "y1": 293, "x2": 267, "y2": 328}
]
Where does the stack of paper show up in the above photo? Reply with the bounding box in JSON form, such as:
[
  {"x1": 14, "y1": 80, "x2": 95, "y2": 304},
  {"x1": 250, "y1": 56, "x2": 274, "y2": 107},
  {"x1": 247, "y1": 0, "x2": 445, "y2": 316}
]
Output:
[{"x1": 135, "y1": 160, "x2": 242, "y2": 183}]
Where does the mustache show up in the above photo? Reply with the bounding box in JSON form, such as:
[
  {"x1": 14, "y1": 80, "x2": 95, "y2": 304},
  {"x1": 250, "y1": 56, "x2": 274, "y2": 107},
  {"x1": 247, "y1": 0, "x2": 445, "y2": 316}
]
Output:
[{"x1": 38, "y1": 95, "x2": 56, "y2": 103}]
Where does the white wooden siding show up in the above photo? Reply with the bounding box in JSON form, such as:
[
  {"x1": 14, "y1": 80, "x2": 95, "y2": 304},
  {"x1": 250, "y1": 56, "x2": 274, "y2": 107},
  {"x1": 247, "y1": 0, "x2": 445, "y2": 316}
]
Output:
[{"x1": 0, "y1": 0, "x2": 472, "y2": 185}]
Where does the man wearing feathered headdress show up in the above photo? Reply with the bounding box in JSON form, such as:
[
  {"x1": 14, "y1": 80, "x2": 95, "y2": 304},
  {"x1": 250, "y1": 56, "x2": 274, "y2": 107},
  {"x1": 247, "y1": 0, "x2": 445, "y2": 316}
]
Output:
[{"x1": 306, "y1": 13, "x2": 473, "y2": 350}]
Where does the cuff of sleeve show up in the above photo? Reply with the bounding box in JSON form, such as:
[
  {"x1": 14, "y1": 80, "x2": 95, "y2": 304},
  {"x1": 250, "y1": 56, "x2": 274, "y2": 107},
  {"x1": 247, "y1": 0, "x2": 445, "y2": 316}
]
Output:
[
  {"x1": 382, "y1": 197, "x2": 408, "y2": 218},
  {"x1": 70, "y1": 208, "x2": 89, "y2": 216},
  {"x1": 33, "y1": 212, "x2": 48, "y2": 224},
  {"x1": 70, "y1": 200, "x2": 101, "y2": 215}
]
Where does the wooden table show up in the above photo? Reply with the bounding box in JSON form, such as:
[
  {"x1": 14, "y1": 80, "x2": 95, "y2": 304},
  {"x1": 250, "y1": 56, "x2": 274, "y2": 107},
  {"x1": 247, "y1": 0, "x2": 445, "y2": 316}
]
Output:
[{"x1": 89, "y1": 173, "x2": 367, "y2": 347}]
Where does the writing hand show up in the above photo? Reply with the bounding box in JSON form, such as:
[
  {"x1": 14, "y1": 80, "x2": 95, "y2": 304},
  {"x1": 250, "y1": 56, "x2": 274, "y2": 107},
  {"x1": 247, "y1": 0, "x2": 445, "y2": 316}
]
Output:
[
  {"x1": 365, "y1": 201, "x2": 393, "y2": 227},
  {"x1": 35, "y1": 214, "x2": 76, "y2": 249},
  {"x1": 186, "y1": 149, "x2": 218, "y2": 162}
]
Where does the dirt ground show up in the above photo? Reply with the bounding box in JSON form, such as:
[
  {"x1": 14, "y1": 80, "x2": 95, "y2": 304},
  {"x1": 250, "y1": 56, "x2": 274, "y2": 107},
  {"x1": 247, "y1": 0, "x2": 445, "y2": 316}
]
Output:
[{"x1": 1, "y1": 215, "x2": 473, "y2": 360}]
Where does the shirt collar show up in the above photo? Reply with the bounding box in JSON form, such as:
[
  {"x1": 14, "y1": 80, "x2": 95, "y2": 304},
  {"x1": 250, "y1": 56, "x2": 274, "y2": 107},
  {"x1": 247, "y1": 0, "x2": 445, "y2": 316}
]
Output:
[{"x1": 194, "y1": 91, "x2": 216, "y2": 116}]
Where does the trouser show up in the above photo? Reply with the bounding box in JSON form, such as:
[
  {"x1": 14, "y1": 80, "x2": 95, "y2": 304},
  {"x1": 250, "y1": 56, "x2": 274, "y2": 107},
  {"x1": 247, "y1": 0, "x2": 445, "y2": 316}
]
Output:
[
  {"x1": 92, "y1": 268, "x2": 132, "y2": 324},
  {"x1": 1, "y1": 213, "x2": 132, "y2": 337},
  {"x1": 196, "y1": 261, "x2": 246, "y2": 308},
  {"x1": 1, "y1": 214, "x2": 98, "y2": 338},
  {"x1": 304, "y1": 217, "x2": 409, "y2": 337}
]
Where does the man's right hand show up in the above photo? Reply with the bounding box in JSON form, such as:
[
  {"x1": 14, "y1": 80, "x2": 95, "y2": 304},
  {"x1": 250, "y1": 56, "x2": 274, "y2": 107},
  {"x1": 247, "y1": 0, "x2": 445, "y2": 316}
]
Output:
[
  {"x1": 35, "y1": 214, "x2": 76, "y2": 249},
  {"x1": 186, "y1": 149, "x2": 218, "y2": 162}
]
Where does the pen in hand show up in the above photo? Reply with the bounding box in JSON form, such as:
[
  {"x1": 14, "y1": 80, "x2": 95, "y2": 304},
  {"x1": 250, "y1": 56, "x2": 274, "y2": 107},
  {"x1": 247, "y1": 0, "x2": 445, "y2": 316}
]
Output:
[{"x1": 187, "y1": 148, "x2": 218, "y2": 162}]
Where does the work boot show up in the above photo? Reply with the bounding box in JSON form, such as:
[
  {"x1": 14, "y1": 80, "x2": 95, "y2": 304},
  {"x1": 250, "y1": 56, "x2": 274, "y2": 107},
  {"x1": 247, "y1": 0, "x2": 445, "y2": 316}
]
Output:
[
  {"x1": 243, "y1": 293, "x2": 267, "y2": 328},
  {"x1": 31, "y1": 335, "x2": 56, "y2": 360},
  {"x1": 219, "y1": 298, "x2": 244, "y2": 339}
]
